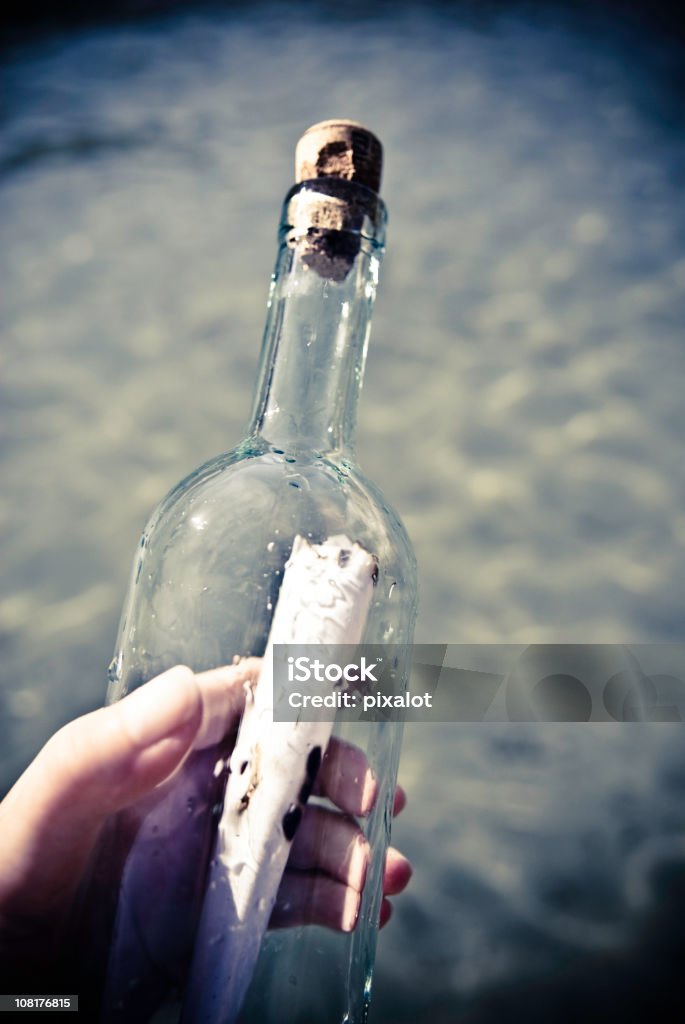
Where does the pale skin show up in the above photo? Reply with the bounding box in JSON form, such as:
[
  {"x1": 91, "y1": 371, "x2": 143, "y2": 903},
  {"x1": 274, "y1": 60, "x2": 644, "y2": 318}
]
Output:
[{"x1": 0, "y1": 661, "x2": 412, "y2": 979}]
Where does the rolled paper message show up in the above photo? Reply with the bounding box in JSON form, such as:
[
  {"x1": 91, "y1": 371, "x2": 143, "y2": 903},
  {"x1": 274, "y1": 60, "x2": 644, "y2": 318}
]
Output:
[{"x1": 182, "y1": 534, "x2": 377, "y2": 1024}]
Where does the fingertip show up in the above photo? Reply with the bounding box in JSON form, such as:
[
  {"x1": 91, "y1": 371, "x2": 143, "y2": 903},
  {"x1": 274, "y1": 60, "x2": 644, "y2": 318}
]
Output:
[
  {"x1": 393, "y1": 784, "x2": 407, "y2": 817},
  {"x1": 119, "y1": 665, "x2": 201, "y2": 749},
  {"x1": 379, "y1": 898, "x2": 393, "y2": 929},
  {"x1": 192, "y1": 660, "x2": 257, "y2": 749},
  {"x1": 383, "y1": 847, "x2": 413, "y2": 895}
]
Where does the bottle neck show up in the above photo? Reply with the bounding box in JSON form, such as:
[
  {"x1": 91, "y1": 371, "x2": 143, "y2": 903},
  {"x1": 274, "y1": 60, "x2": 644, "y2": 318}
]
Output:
[{"x1": 248, "y1": 179, "x2": 386, "y2": 454}]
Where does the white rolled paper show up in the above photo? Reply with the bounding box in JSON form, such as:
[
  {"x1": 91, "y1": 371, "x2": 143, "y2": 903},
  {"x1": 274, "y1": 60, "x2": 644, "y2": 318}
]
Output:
[{"x1": 182, "y1": 534, "x2": 377, "y2": 1023}]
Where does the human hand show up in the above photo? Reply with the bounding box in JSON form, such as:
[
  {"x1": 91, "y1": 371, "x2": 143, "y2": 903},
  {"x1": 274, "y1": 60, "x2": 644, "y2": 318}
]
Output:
[{"x1": 0, "y1": 662, "x2": 411, "y2": 979}]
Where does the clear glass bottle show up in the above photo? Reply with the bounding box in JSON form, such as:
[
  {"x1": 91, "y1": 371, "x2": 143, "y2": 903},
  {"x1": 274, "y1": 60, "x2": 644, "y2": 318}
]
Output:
[{"x1": 75, "y1": 121, "x2": 417, "y2": 1024}]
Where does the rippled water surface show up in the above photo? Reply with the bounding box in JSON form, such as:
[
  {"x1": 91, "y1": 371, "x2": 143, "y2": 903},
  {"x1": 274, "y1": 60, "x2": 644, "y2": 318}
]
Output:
[{"x1": 2, "y1": 4, "x2": 685, "y2": 1021}]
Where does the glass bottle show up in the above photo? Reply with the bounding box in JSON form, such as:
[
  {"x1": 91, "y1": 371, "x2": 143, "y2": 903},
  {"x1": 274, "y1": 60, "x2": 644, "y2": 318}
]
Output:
[{"x1": 74, "y1": 121, "x2": 417, "y2": 1024}]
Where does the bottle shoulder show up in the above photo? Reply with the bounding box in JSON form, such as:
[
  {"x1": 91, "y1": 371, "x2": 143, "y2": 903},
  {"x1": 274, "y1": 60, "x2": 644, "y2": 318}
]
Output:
[
  {"x1": 342, "y1": 462, "x2": 417, "y2": 579},
  {"x1": 144, "y1": 440, "x2": 416, "y2": 584}
]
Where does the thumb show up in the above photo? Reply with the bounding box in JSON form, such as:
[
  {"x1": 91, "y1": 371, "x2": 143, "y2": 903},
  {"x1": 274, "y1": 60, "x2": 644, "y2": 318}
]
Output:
[{"x1": 0, "y1": 666, "x2": 202, "y2": 920}]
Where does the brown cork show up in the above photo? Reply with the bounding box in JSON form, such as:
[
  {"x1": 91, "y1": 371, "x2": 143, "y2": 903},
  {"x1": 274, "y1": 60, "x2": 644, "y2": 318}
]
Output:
[
  {"x1": 290, "y1": 120, "x2": 384, "y2": 281},
  {"x1": 295, "y1": 119, "x2": 383, "y2": 194}
]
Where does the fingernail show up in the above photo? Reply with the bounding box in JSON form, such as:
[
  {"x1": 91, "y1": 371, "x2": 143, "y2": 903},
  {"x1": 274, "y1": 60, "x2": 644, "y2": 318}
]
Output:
[
  {"x1": 342, "y1": 887, "x2": 361, "y2": 932},
  {"x1": 121, "y1": 666, "x2": 200, "y2": 747},
  {"x1": 360, "y1": 770, "x2": 378, "y2": 816},
  {"x1": 348, "y1": 836, "x2": 370, "y2": 892}
]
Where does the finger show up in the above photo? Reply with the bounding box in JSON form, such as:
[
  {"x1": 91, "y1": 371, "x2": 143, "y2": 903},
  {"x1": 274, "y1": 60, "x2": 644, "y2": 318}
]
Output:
[
  {"x1": 314, "y1": 737, "x2": 377, "y2": 816},
  {"x1": 393, "y1": 784, "x2": 407, "y2": 817},
  {"x1": 383, "y1": 846, "x2": 412, "y2": 896},
  {"x1": 192, "y1": 658, "x2": 259, "y2": 749},
  {"x1": 287, "y1": 805, "x2": 369, "y2": 891},
  {"x1": 270, "y1": 871, "x2": 360, "y2": 933},
  {"x1": 379, "y1": 898, "x2": 393, "y2": 928}
]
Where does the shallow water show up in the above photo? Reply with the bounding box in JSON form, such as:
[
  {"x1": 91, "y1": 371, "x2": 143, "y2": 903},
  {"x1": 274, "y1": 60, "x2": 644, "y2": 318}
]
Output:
[{"x1": 2, "y1": 4, "x2": 685, "y2": 1021}]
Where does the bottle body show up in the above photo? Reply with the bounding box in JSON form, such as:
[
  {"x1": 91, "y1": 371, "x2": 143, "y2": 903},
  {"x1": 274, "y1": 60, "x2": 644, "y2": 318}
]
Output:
[
  {"x1": 92, "y1": 441, "x2": 416, "y2": 1022},
  {"x1": 75, "y1": 151, "x2": 418, "y2": 1022}
]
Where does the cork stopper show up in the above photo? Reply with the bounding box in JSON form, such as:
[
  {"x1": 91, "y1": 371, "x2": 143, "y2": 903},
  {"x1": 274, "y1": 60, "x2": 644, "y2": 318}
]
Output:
[
  {"x1": 295, "y1": 119, "x2": 383, "y2": 194},
  {"x1": 289, "y1": 120, "x2": 385, "y2": 282}
]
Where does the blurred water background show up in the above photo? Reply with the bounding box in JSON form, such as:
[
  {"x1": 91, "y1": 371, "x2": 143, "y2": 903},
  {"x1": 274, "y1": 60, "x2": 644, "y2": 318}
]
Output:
[{"x1": 2, "y1": 2, "x2": 685, "y2": 1020}]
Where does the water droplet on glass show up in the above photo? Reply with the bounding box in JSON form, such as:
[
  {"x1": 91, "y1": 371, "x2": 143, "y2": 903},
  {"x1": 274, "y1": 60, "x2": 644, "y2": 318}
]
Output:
[{"x1": 267, "y1": 541, "x2": 275, "y2": 552}]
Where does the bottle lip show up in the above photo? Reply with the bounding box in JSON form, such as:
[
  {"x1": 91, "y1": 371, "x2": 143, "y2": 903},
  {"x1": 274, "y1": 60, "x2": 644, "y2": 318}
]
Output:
[{"x1": 279, "y1": 178, "x2": 387, "y2": 249}]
